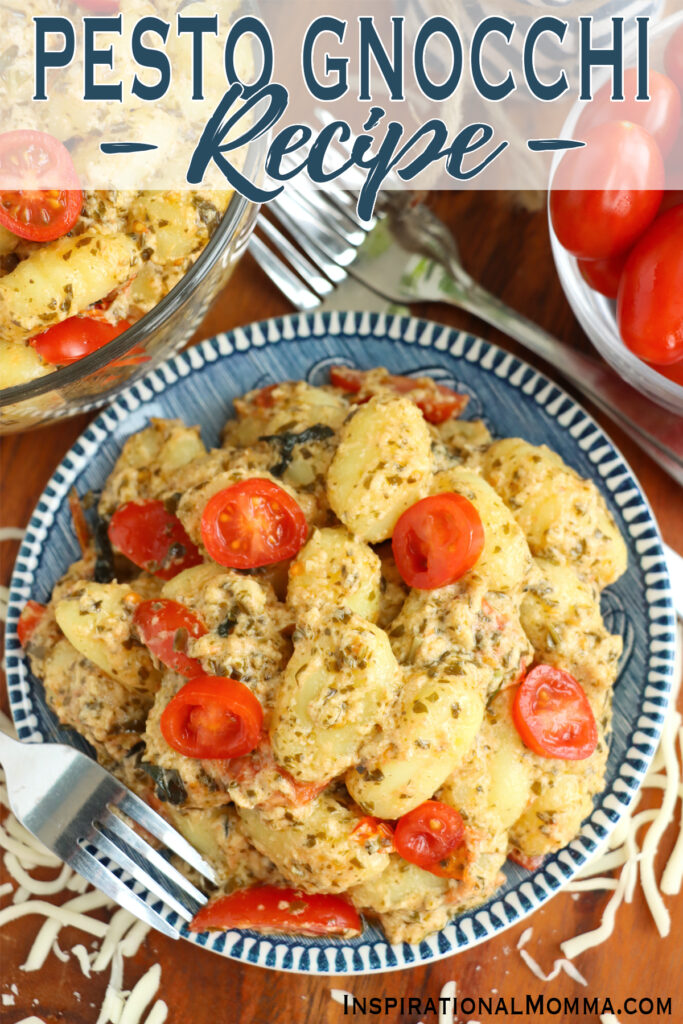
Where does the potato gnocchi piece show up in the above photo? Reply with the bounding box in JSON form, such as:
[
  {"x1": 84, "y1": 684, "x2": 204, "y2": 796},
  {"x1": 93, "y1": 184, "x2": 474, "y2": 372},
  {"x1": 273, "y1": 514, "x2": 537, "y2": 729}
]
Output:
[
  {"x1": 98, "y1": 418, "x2": 206, "y2": 517},
  {"x1": 346, "y1": 668, "x2": 485, "y2": 819},
  {"x1": 435, "y1": 417, "x2": 492, "y2": 464},
  {"x1": 0, "y1": 338, "x2": 52, "y2": 388},
  {"x1": 224, "y1": 380, "x2": 348, "y2": 447},
  {"x1": 521, "y1": 559, "x2": 622, "y2": 710},
  {"x1": 42, "y1": 637, "x2": 153, "y2": 766},
  {"x1": 270, "y1": 613, "x2": 401, "y2": 782},
  {"x1": 326, "y1": 395, "x2": 432, "y2": 543},
  {"x1": 482, "y1": 438, "x2": 627, "y2": 588},
  {"x1": 375, "y1": 544, "x2": 409, "y2": 631},
  {"x1": 161, "y1": 563, "x2": 291, "y2": 709},
  {"x1": 237, "y1": 793, "x2": 391, "y2": 893},
  {"x1": 431, "y1": 466, "x2": 534, "y2": 595},
  {"x1": 287, "y1": 527, "x2": 382, "y2": 623},
  {"x1": 509, "y1": 739, "x2": 609, "y2": 859},
  {"x1": 350, "y1": 856, "x2": 450, "y2": 915},
  {"x1": 54, "y1": 582, "x2": 161, "y2": 694},
  {"x1": 0, "y1": 232, "x2": 140, "y2": 345}
]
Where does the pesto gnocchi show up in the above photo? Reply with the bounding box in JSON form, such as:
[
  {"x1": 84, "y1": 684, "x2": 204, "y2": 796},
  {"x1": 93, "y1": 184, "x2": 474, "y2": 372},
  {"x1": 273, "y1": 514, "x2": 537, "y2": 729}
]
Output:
[{"x1": 21, "y1": 368, "x2": 628, "y2": 946}]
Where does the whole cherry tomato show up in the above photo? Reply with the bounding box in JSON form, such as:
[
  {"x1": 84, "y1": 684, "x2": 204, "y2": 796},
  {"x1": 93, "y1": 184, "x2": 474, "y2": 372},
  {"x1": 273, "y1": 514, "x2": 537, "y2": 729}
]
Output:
[
  {"x1": 392, "y1": 493, "x2": 484, "y2": 590},
  {"x1": 550, "y1": 121, "x2": 664, "y2": 260},
  {"x1": 133, "y1": 599, "x2": 207, "y2": 678},
  {"x1": 393, "y1": 800, "x2": 466, "y2": 877},
  {"x1": 617, "y1": 204, "x2": 683, "y2": 365},
  {"x1": 0, "y1": 131, "x2": 82, "y2": 242},
  {"x1": 577, "y1": 68, "x2": 681, "y2": 157},
  {"x1": 201, "y1": 479, "x2": 308, "y2": 569},
  {"x1": 108, "y1": 500, "x2": 203, "y2": 580},
  {"x1": 664, "y1": 23, "x2": 683, "y2": 93},
  {"x1": 577, "y1": 251, "x2": 629, "y2": 299},
  {"x1": 190, "y1": 886, "x2": 361, "y2": 936},
  {"x1": 160, "y1": 675, "x2": 263, "y2": 760},
  {"x1": 512, "y1": 665, "x2": 598, "y2": 760},
  {"x1": 329, "y1": 366, "x2": 469, "y2": 424},
  {"x1": 30, "y1": 316, "x2": 131, "y2": 366}
]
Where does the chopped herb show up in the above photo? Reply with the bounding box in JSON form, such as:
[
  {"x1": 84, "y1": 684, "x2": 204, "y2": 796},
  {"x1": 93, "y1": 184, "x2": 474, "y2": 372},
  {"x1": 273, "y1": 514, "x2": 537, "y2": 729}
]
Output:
[{"x1": 259, "y1": 424, "x2": 334, "y2": 477}]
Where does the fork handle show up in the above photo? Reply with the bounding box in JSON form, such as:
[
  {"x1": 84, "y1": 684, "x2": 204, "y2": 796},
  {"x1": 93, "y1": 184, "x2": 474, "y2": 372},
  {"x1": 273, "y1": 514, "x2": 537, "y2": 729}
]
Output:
[{"x1": 436, "y1": 268, "x2": 683, "y2": 486}]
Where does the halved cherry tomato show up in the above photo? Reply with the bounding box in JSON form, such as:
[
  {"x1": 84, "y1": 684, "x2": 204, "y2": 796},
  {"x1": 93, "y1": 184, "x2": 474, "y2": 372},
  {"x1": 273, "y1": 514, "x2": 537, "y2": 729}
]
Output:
[
  {"x1": 392, "y1": 493, "x2": 484, "y2": 590},
  {"x1": 0, "y1": 131, "x2": 82, "y2": 242},
  {"x1": 108, "y1": 500, "x2": 203, "y2": 580},
  {"x1": 655, "y1": 359, "x2": 683, "y2": 387},
  {"x1": 17, "y1": 601, "x2": 46, "y2": 648},
  {"x1": 393, "y1": 800, "x2": 466, "y2": 877},
  {"x1": 133, "y1": 599, "x2": 207, "y2": 678},
  {"x1": 577, "y1": 250, "x2": 629, "y2": 299},
  {"x1": 665, "y1": 23, "x2": 683, "y2": 93},
  {"x1": 577, "y1": 69, "x2": 682, "y2": 157},
  {"x1": 550, "y1": 121, "x2": 664, "y2": 260},
  {"x1": 201, "y1": 479, "x2": 307, "y2": 569},
  {"x1": 617, "y1": 204, "x2": 683, "y2": 365},
  {"x1": 30, "y1": 316, "x2": 132, "y2": 367},
  {"x1": 190, "y1": 885, "x2": 361, "y2": 937},
  {"x1": 160, "y1": 675, "x2": 263, "y2": 759},
  {"x1": 512, "y1": 665, "x2": 598, "y2": 760},
  {"x1": 329, "y1": 366, "x2": 468, "y2": 424}
]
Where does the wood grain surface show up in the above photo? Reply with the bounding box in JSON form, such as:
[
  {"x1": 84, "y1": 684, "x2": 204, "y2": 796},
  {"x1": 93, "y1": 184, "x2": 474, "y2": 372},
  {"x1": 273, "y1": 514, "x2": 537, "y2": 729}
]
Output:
[{"x1": 1, "y1": 192, "x2": 681, "y2": 1024}]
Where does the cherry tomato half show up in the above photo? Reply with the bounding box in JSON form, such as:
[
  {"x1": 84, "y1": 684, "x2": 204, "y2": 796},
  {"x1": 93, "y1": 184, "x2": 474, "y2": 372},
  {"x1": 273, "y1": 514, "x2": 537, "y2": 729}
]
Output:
[
  {"x1": 0, "y1": 131, "x2": 82, "y2": 242},
  {"x1": 392, "y1": 493, "x2": 484, "y2": 590},
  {"x1": 108, "y1": 500, "x2": 203, "y2": 580},
  {"x1": 664, "y1": 23, "x2": 683, "y2": 93},
  {"x1": 133, "y1": 599, "x2": 207, "y2": 678},
  {"x1": 17, "y1": 601, "x2": 46, "y2": 648},
  {"x1": 577, "y1": 69, "x2": 681, "y2": 157},
  {"x1": 617, "y1": 204, "x2": 683, "y2": 365},
  {"x1": 190, "y1": 885, "x2": 361, "y2": 937},
  {"x1": 550, "y1": 121, "x2": 664, "y2": 260},
  {"x1": 512, "y1": 665, "x2": 598, "y2": 760},
  {"x1": 329, "y1": 366, "x2": 468, "y2": 424},
  {"x1": 393, "y1": 800, "x2": 466, "y2": 877},
  {"x1": 577, "y1": 250, "x2": 629, "y2": 299},
  {"x1": 160, "y1": 675, "x2": 263, "y2": 759},
  {"x1": 30, "y1": 316, "x2": 132, "y2": 367},
  {"x1": 201, "y1": 479, "x2": 308, "y2": 569}
]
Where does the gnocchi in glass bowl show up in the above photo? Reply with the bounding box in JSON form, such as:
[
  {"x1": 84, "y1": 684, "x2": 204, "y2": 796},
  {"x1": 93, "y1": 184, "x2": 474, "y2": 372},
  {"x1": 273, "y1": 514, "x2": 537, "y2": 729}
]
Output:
[{"x1": 0, "y1": 183, "x2": 260, "y2": 433}]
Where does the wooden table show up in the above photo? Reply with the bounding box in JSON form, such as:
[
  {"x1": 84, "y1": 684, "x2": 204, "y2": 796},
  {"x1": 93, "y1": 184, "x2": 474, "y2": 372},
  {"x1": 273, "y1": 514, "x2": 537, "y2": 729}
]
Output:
[{"x1": 1, "y1": 192, "x2": 681, "y2": 1023}]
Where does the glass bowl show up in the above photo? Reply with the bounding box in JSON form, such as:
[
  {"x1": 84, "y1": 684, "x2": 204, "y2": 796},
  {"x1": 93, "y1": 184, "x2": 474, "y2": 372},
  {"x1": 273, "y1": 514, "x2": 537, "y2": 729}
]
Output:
[
  {"x1": 0, "y1": 187, "x2": 260, "y2": 433},
  {"x1": 549, "y1": 10, "x2": 683, "y2": 416}
]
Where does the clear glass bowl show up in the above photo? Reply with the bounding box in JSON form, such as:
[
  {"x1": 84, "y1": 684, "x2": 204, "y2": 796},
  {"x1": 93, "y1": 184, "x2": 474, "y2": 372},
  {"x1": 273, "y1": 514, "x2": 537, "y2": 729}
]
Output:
[
  {"x1": 0, "y1": 188, "x2": 260, "y2": 433},
  {"x1": 549, "y1": 10, "x2": 683, "y2": 416}
]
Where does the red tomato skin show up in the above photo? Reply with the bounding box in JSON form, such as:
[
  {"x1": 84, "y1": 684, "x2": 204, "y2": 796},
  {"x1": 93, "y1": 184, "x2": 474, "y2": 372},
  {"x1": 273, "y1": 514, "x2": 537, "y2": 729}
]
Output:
[
  {"x1": 664, "y1": 24, "x2": 683, "y2": 93},
  {"x1": 655, "y1": 358, "x2": 683, "y2": 387},
  {"x1": 577, "y1": 251, "x2": 629, "y2": 299},
  {"x1": 508, "y1": 850, "x2": 546, "y2": 871},
  {"x1": 513, "y1": 665, "x2": 598, "y2": 761},
  {"x1": 200, "y1": 479, "x2": 308, "y2": 570},
  {"x1": 17, "y1": 601, "x2": 46, "y2": 648},
  {"x1": 108, "y1": 500, "x2": 203, "y2": 580},
  {"x1": 329, "y1": 366, "x2": 468, "y2": 424},
  {"x1": 30, "y1": 317, "x2": 132, "y2": 366},
  {"x1": 190, "y1": 885, "x2": 361, "y2": 936},
  {"x1": 577, "y1": 69, "x2": 682, "y2": 157},
  {"x1": 0, "y1": 131, "x2": 82, "y2": 241},
  {"x1": 617, "y1": 205, "x2": 683, "y2": 365},
  {"x1": 393, "y1": 800, "x2": 466, "y2": 877},
  {"x1": 550, "y1": 122, "x2": 664, "y2": 260},
  {"x1": 133, "y1": 599, "x2": 207, "y2": 677},
  {"x1": 392, "y1": 493, "x2": 485, "y2": 590},
  {"x1": 160, "y1": 675, "x2": 263, "y2": 760}
]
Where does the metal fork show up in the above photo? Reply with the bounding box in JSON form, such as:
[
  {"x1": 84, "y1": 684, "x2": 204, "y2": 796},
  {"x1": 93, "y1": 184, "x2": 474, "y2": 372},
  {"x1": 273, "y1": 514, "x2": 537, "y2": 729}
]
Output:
[
  {"x1": 0, "y1": 729, "x2": 216, "y2": 938},
  {"x1": 248, "y1": 184, "x2": 683, "y2": 487}
]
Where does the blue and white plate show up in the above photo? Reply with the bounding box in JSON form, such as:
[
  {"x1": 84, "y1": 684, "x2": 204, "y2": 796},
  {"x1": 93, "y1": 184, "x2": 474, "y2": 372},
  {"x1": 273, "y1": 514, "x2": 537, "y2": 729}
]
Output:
[{"x1": 5, "y1": 312, "x2": 677, "y2": 975}]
